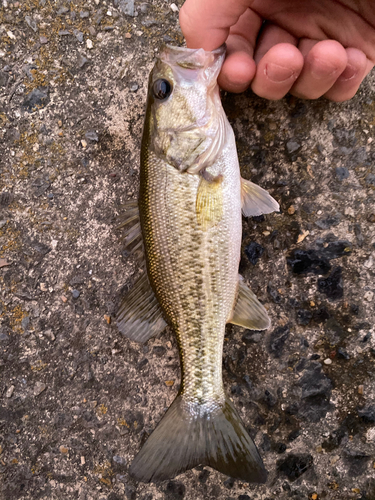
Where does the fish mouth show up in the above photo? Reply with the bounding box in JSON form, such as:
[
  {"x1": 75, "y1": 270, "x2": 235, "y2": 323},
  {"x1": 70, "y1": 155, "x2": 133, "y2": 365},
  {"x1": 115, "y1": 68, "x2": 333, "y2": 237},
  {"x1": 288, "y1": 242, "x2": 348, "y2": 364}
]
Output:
[{"x1": 158, "y1": 44, "x2": 226, "y2": 78}]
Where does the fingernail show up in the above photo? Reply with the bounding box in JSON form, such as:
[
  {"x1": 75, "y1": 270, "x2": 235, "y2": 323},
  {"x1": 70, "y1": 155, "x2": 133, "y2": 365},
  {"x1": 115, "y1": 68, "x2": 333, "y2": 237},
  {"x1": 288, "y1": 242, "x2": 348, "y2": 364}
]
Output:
[
  {"x1": 265, "y1": 63, "x2": 295, "y2": 83},
  {"x1": 339, "y1": 64, "x2": 357, "y2": 81},
  {"x1": 311, "y1": 58, "x2": 340, "y2": 80}
]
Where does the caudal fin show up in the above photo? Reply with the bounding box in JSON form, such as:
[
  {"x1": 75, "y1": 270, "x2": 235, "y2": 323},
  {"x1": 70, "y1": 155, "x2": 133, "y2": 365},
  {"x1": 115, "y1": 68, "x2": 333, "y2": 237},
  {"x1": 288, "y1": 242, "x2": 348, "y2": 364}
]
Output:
[{"x1": 129, "y1": 395, "x2": 267, "y2": 483}]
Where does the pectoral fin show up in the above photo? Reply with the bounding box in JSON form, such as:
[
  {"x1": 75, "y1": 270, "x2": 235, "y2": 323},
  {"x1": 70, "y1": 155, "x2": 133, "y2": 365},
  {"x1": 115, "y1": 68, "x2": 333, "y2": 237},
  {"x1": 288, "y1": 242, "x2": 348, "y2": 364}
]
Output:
[
  {"x1": 196, "y1": 174, "x2": 223, "y2": 230},
  {"x1": 228, "y1": 276, "x2": 271, "y2": 330},
  {"x1": 241, "y1": 177, "x2": 279, "y2": 217},
  {"x1": 116, "y1": 200, "x2": 144, "y2": 260},
  {"x1": 117, "y1": 273, "x2": 167, "y2": 343}
]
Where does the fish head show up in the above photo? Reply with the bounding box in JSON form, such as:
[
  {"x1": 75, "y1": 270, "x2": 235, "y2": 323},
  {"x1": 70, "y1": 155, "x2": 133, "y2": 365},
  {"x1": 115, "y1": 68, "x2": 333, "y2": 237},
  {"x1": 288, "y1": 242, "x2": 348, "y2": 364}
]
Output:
[{"x1": 145, "y1": 44, "x2": 227, "y2": 173}]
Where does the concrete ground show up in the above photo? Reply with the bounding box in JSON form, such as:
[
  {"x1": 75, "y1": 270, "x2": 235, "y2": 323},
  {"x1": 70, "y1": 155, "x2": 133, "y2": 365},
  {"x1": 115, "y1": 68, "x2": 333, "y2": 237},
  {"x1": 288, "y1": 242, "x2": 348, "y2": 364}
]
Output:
[{"x1": 0, "y1": 1, "x2": 374, "y2": 499}]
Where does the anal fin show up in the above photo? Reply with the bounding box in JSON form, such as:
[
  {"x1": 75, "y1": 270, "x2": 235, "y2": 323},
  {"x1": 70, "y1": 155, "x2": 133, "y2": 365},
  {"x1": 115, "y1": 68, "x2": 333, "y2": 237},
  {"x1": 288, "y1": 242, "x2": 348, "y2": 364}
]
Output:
[
  {"x1": 228, "y1": 276, "x2": 271, "y2": 330},
  {"x1": 117, "y1": 273, "x2": 167, "y2": 343},
  {"x1": 241, "y1": 177, "x2": 279, "y2": 217}
]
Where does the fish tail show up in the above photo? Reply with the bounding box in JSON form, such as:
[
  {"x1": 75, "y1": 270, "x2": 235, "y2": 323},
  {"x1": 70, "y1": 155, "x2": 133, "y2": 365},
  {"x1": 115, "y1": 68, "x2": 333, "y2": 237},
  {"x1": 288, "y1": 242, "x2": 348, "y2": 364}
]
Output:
[{"x1": 129, "y1": 394, "x2": 267, "y2": 483}]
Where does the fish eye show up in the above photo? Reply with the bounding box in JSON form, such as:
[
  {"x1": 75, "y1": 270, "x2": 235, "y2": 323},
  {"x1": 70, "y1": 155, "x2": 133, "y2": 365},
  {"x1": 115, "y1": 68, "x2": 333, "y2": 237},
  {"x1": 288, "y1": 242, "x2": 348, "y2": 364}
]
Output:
[{"x1": 152, "y1": 79, "x2": 172, "y2": 100}]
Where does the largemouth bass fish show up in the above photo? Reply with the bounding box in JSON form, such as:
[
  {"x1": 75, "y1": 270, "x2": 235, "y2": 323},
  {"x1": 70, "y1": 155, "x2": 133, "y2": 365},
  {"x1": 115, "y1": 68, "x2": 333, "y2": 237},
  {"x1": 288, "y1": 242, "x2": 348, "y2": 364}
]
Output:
[{"x1": 116, "y1": 45, "x2": 279, "y2": 483}]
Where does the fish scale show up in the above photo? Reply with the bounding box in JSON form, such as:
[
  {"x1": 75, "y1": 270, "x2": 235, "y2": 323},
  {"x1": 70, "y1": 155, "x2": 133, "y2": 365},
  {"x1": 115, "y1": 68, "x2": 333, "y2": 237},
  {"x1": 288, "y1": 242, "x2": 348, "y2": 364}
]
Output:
[{"x1": 141, "y1": 145, "x2": 241, "y2": 404}]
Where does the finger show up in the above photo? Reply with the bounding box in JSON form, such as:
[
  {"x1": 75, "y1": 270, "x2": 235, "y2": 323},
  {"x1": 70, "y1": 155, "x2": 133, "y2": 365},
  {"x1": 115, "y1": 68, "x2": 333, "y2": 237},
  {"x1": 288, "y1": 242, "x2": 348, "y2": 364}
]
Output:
[
  {"x1": 290, "y1": 40, "x2": 348, "y2": 99},
  {"x1": 179, "y1": 0, "x2": 251, "y2": 51},
  {"x1": 324, "y1": 48, "x2": 372, "y2": 102},
  {"x1": 253, "y1": 22, "x2": 299, "y2": 63},
  {"x1": 217, "y1": 9, "x2": 262, "y2": 92},
  {"x1": 217, "y1": 38, "x2": 257, "y2": 92},
  {"x1": 251, "y1": 43, "x2": 304, "y2": 100}
]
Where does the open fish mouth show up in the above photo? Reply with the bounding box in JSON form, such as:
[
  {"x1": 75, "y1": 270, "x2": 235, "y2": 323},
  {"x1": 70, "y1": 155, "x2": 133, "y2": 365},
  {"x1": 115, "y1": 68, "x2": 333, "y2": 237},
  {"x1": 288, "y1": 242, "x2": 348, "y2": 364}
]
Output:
[{"x1": 158, "y1": 44, "x2": 226, "y2": 73}]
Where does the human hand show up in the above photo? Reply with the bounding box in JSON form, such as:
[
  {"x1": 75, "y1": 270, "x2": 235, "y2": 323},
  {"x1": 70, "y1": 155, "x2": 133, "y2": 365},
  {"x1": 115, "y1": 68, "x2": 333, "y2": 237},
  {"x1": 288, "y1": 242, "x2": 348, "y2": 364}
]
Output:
[{"x1": 179, "y1": 0, "x2": 375, "y2": 101}]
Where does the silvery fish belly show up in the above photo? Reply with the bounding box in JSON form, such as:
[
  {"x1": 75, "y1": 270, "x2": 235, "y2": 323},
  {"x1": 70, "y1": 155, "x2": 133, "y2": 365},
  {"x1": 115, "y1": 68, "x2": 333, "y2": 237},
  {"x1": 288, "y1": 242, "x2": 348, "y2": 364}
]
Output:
[{"x1": 116, "y1": 45, "x2": 279, "y2": 484}]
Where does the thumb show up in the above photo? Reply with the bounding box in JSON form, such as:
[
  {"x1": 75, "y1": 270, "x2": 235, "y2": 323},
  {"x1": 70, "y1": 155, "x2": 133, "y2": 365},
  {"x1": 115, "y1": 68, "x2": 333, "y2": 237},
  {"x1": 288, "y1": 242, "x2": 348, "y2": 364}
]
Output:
[{"x1": 179, "y1": 0, "x2": 252, "y2": 50}]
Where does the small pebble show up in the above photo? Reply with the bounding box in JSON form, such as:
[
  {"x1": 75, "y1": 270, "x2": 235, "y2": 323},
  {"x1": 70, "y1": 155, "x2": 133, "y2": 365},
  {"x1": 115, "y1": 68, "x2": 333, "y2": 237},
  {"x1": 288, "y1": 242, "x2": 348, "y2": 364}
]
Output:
[
  {"x1": 72, "y1": 289, "x2": 80, "y2": 299},
  {"x1": 297, "y1": 229, "x2": 309, "y2": 243},
  {"x1": 44, "y1": 330, "x2": 55, "y2": 342},
  {"x1": 287, "y1": 205, "x2": 295, "y2": 215},
  {"x1": 129, "y1": 83, "x2": 139, "y2": 92},
  {"x1": 170, "y1": 3, "x2": 179, "y2": 12},
  {"x1": 165, "y1": 380, "x2": 174, "y2": 387},
  {"x1": 104, "y1": 314, "x2": 111, "y2": 324},
  {"x1": 77, "y1": 54, "x2": 88, "y2": 68},
  {"x1": 81, "y1": 139, "x2": 87, "y2": 148},
  {"x1": 74, "y1": 29, "x2": 84, "y2": 43},
  {"x1": 358, "y1": 385, "x2": 364, "y2": 395},
  {"x1": 61, "y1": 295, "x2": 67, "y2": 303},
  {"x1": 25, "y1": 15, "x2": 38, "y2": 32},
  {"x1": 85, "y1": 130, "x2": 99, "y2": 142},
  {"x1": 34, "y1": 382, "x2": 47, "y2": 396},
  {"x1": 59, "y1": 445, "x2": 68, "y2": 454},
  {"x1": 364, "y1": 291, "x2": 374, "y2": 302},
  {"x1": 40, "y1": 36, "x2": 48, "y2": 44},
  {"x1": 337, "y1": 347, "x2": 350, "y2": 360},
  {"x1": 286, "y1": 140, "x2": 300, "y2": 154},
  {"x1": 323, "y1": 358, "x2": 332, "y2": 365},
  {"x1": 125, "y1": 32, "x2": 132, "y2": 38},
  {"x1": 368, "y1": 213, "x2": 375, "y2": 223},
  {"x1": 57, "y1": 6, "x2": 69, "y2": 15},
  {"x1": 40, "y1": 283, "x2": 48, "y2": 291},
  {"x1": 5, "y1": 385, "x2": 15, "y2": 398},
  {"x1": 86, "y1": 39, "x2": 93, "y2": 49}
]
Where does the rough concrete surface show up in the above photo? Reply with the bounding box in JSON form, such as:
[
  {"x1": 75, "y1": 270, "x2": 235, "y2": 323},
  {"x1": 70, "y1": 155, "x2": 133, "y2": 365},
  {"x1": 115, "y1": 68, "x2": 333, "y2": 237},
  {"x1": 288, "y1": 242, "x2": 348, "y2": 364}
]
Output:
[{"x1": 1, "y1": 1, "x2": 375, "y2": 500}]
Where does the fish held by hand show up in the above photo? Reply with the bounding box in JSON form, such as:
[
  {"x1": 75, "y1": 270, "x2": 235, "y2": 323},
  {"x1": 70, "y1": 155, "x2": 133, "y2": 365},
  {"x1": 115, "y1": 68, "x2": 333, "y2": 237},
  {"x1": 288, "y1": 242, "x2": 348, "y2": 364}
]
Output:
[{"x1": 116, "y1": 44, "x2": 279, "y2": 484}]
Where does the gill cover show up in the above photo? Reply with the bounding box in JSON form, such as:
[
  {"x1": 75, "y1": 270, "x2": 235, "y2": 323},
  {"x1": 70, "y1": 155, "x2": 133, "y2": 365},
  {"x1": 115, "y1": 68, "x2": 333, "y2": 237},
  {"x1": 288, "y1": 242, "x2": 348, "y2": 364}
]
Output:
[{"x1": 145, "y1": 45, "x2": 228, "y2": 173}]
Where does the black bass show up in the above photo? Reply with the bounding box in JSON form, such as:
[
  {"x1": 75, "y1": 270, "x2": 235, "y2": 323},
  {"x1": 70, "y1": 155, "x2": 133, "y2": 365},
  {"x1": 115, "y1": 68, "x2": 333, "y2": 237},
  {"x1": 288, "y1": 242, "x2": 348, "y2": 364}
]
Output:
[{"x1": 116, "y1": 45, "x2": 279, "y2": 483}]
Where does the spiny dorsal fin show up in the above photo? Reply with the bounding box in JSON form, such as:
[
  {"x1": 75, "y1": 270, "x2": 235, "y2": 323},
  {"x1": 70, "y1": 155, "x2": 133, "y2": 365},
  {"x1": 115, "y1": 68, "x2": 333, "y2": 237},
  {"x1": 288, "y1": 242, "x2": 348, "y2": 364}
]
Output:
[
  {"x1": 117, "y1": 273, "x2": 167, "y2": 343},
  {"x1": 116, "y1": 200, "x2": 144, "y2": 260},
  {"x1": 228, "y1": 276, "x2": 271, "y2": 330},
  {"x1": 241, "y1": 177, "x2": 279, "y2": 217},
  {"x1": 196, "y1": 174, "x2": 223, "y2": 230}
]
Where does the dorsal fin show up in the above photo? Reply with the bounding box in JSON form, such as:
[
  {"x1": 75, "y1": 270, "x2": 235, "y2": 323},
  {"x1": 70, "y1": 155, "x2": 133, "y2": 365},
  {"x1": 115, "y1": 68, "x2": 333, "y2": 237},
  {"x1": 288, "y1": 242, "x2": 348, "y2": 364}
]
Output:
[
  {"x1": 116, "y1": 200, "x2": 144, "y2": 260},
  {"x1": 117, "y1": 273, "x2": 167, "y2": 343}
]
